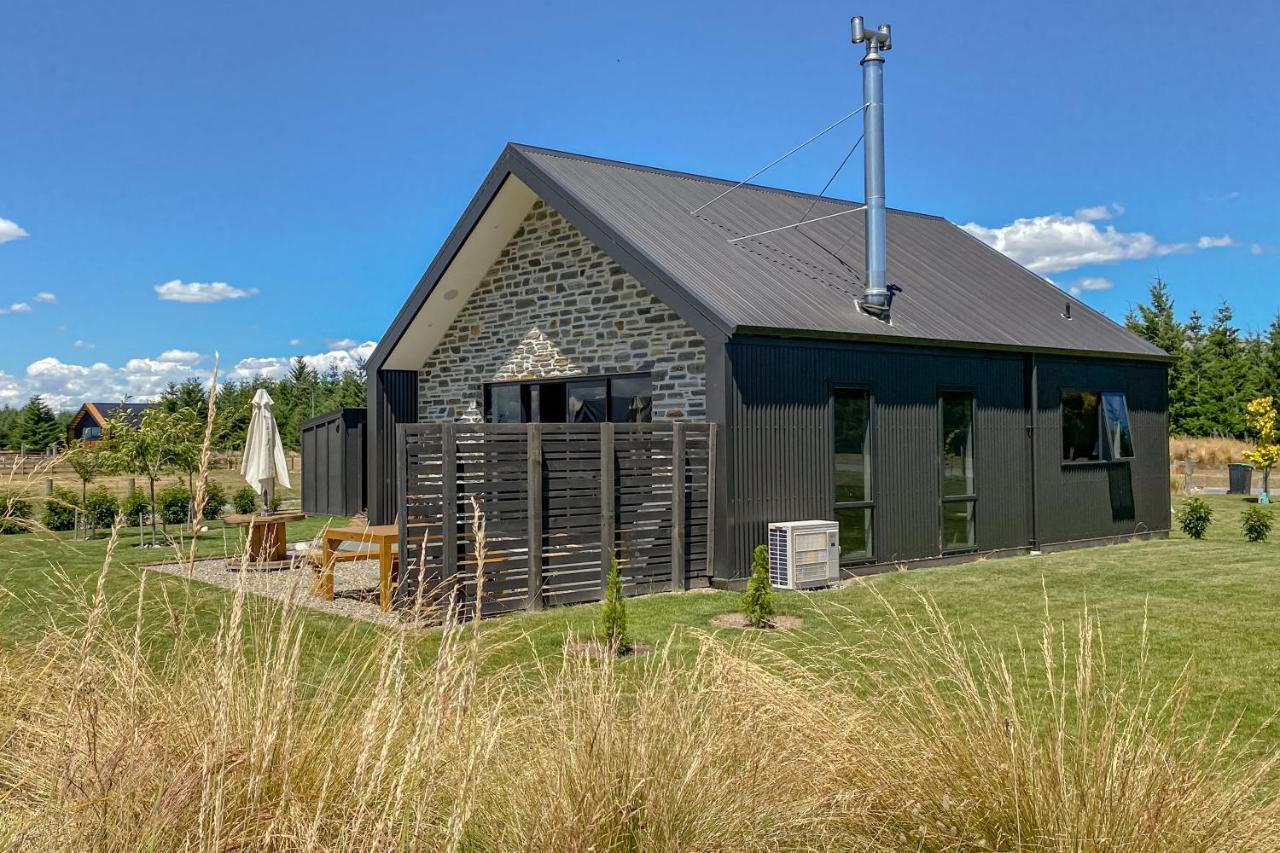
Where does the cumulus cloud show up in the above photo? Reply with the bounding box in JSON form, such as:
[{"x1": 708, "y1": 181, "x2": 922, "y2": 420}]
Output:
[
  {"x1": 0, "y1": 341, "x2": 373, "y2": 410},
  {"x1": 962, "y1": 205, "x2": 1239, "y2": 275},
  {"x1": 157, "y1": 349, "x2": 202, "y2": 364},
  {"x1": 0, "y1": 218, "x2": 28, "y2": 245},
  {"x1": 230, "y1": 340, "x2": 375, "y2": 381},
  {"x1": 155, "y1": 280, "x2": 259, "y2": 304},
  {"x1": 33, "y1": 292, "x2": 57, "y2": 304},
  {"x1": 1068, "y1": 276, "x2": 1115, "y2": 296},
  {"x1": 323, "y1": 337, "x2": 358, "y2": 350},
  {"x1": 0, "y1": 303, "x2": 32, "y2": 315}
]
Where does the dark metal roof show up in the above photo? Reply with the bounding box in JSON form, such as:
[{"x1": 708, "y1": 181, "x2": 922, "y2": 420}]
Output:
[
  {"x1": 370, "y1": 143, "x2": 1167, "y2": 371},
  {"x1": 87, "y1": 402, "x2": 155, "y2": 428},
  {"x1": 514, "y1": 144, "x2": 1166, "y2": 360}
]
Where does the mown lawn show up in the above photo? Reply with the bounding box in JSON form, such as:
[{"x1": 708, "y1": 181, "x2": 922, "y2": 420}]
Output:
[{"x1": 2, "y1": 493, "x2": 1278, "y2": 748}]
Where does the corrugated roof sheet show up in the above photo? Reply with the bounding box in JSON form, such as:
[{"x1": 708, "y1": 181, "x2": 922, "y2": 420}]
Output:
[
  {"x1": 514, "y1": 144, "x2": 1166, "y2": 359},
  {"x1": 90, "y1": 402, "x2": 155, "y2": 428}
]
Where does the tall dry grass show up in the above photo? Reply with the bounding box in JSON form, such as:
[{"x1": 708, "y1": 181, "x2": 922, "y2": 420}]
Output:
[
  {"x1": 1171, "y1": 435, "x2": 1252, "y2": 467},
  {"x1": 2, "y1": 552, "x2": 1279, "y2": 849}
]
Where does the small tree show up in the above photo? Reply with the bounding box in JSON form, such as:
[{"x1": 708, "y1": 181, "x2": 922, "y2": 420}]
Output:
[
  {"x1": 740, "y1": 544, "x2": 777, "y2": 628},
  {"x1": 1243, "y1": 396, "x2": 1279, "y2": 503},
  {"x1": 601, "y1": 554, "x2": 631, "y2": 655},
  {"x1": 102, "y1": 409, "x2": 197, "y2": 542},
  {"x1": 64, "y1": 440, "x2": 104, "y2": 531},
  {"x1": 84, "y1": 487, "x2": 120, "y2": 534},
  {"x1": 1242, "y1": 506, "x2": 1274, "y2": 543},
  {"x1": 1176, "y1": 496, "x2": 1213, "y2": 540},
  {"x1": 42, "y1": 487, "x2": 80, "y2": 532}
]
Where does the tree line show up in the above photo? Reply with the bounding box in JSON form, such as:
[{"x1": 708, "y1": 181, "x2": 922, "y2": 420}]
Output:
[
  {"x1": 1125, "y1": 278, "x2": 1280, "y2": 438},
  {"x1": 0, "y1": 357, "x2": 367, "y2": 453}
]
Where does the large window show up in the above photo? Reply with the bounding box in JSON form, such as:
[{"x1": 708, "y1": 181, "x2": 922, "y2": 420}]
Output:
[
  {"x1": 1062, "y1": 390, "x2": 1134, "y2": 462},
  {"x1": 833, "y1": 388, "x2": 873, "y2": 562},
  {"x1": 940, "y1": 391, "x2": 976, "y2": 551},
  {"x1": 484, "y1": 373, "x2": 652, "y2": 424}
]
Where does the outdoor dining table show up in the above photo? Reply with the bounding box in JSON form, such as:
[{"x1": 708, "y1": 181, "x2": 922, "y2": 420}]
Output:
[
  {"x1": 223, "y1": 512, "x2": 307, "y2": 569},
  {"x1": 314, "y1": 524, "x2": 400, "y2": 611}
]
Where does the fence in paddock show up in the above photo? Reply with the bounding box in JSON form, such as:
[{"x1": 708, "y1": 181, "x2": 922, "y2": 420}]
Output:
[{"x1": 396, "y1": 422, "x2": 716, "y2": 616}]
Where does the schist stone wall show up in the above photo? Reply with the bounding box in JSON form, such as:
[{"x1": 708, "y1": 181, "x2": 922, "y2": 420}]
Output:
[{"x1": 418, "y1": 200, "x2": 707, "y2": 423}]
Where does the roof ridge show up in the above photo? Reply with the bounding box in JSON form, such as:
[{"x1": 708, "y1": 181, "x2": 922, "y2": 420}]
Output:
[{"x1": 509, "y1": 142, "x2": 947, "y2": 222}]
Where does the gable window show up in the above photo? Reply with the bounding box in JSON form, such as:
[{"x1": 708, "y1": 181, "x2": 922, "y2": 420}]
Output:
[
  {"x1": 833, "y1": 388, "x2": 873, "y2": 562},
  {"x1": 1062, "y1": 390, "x2": 1134, "y2": 462},
  {"x1": 940, "y1": 391, "x2": 976, "y2": 551},
  {"x1": 82, "y1": 426, "x2": 102, "y2": 440},
  {"x1": 484, "y1": 373, "x2": 652, "y2": 424}
]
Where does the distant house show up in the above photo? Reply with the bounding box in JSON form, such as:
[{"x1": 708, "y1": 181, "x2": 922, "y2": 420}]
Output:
[
  {"x1": 363, "y1": 144, "x2": 1171, "y2": 579},
  {"x1": 66, "y1": 401, "x2": 156, "y2": 445}
]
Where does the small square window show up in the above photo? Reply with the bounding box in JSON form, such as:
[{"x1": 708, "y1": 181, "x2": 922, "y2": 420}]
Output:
[{"x1": 1062, "y1": 390, "x2": 1101, "y2": 461}]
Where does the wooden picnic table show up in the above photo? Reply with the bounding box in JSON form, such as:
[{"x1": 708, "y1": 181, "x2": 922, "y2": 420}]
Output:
[
  {"x1": 314, "y1": 524, "x2": 400, "y2": 611},
  {"x1": 223, "y1": 512, "x2": 306, "y2": 568}
]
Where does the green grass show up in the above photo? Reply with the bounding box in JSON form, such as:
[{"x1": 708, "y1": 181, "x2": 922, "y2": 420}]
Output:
[{"x1": 2, "y1": 493, "x2": 1278, "y2": 749}]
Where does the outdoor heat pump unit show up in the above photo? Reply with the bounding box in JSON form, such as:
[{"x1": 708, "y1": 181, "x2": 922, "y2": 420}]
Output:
[{"x1": 767, "y1": 520, "x2": 841, "y2": 590}]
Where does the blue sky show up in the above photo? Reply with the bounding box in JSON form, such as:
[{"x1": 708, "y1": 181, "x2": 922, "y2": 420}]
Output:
[{"x1": 1, "y1": 0, "x2": 1275, "y2": 409}]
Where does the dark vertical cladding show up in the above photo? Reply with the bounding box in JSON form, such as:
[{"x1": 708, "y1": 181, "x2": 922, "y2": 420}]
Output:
[
  {"x1": 723, "y1": 336, "x2": 1174, "y2": 577},
  {"x1": 725, "y1": 337, "x2": 1030, "y2": 575},
  {"x1": 368, "y1": 369, "x2": 419, "y2": 524},
  {"x1": 1033, "y1": 356, "x2": 1170, "y2": 543},
  {"x1": 300, "y1": 408, "x2": 368, "y2": 517}
]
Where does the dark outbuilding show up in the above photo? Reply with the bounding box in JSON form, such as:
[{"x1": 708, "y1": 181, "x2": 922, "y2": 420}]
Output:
[{"x1": 365, "y1": 144, "x2": 1170, "y2": 581}]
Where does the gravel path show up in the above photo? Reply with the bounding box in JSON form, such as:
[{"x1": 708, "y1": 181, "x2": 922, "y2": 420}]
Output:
[{"x1": 142, "y1": 552, "x2": 402, "y2": 627}]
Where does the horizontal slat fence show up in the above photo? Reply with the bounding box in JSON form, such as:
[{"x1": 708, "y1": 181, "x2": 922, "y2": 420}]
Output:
[{"x1": 397, "y1": 422, "x2": 715, "y2": 618}]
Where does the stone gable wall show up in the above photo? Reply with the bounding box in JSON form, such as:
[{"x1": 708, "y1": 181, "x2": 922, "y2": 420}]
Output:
[{"x1": 418, "y1": 200, "x2": 706, "y2": 423}]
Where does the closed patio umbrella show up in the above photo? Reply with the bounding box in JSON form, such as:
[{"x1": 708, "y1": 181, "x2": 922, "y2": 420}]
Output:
[{"x1": 241, "y1": 388, "x2": 291, "y2": 512}]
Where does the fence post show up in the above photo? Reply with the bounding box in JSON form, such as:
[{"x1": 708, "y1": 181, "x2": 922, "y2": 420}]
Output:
[
  {"x1": 600, "y1": 422, "x2": 615, "y2": 594},
  {"x1": 441, "y1": 423, "x2": 457, "y2": 592},
  {"x1": 527, "y1": 423, "x2": 544, "y2": 610},
  {"x1": 671, "y1": 421, "x2": 686, "y2": 592},
  {"x1": 395, "y1": 424, "x2": 409, "y2": 604}
]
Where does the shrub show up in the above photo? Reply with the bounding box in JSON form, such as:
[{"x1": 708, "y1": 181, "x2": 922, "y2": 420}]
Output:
[
  {"x1": 41, "y1": 487, "x2": 81, "y2": 532},
  {"x1": 1242, "y1": 505, "x2": 1274, "y2": 543},
  {"x1": 156, "y1": 482, "x2": 193, "y2": 525},
  {"x1": 740, "y1": 544, "x2": 777, "y2": 628},
  {"x1": 0, "y1": 491, "x2": 34, "y2": 535},
  {"x1": 232, "y1": 486, "x2": 259, "y2": 515},
  {"x1": 201, "y1": 480, "x2": 227, "y2": 520},
  {"x1": 120, "y1": 488, "x2": 150, "y2": 527},
  {"x1": 84, "y1": 487, "x2": 120, "y2": 531},
  {"x1": 1176, "y1": 496, "x2": 1213, "y2": 540},
  {"x1": 600, "y1": 555, "x2": 631, "y2": 655}
]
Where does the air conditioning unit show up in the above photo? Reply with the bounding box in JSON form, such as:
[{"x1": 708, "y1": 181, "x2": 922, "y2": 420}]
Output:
[{"x1": 767, "y1": 520, "x2": 841, "y2": 590}]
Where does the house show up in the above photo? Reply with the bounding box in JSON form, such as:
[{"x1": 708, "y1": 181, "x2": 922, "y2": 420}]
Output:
[
  {"x1": 365, "y1": 143, "x2": 1170, "y2": 582},
  {"x1": 66, "y1": 401, "x2": 156, "y2": 445}
]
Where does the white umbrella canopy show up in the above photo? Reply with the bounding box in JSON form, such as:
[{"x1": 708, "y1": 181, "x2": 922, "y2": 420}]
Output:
[{"x1": 241, "y1": 388, "x2": 291, "y2": 510}]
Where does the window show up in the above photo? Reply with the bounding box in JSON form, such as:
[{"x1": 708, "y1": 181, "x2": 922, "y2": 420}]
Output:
[
  {"x1": 82, "y1": 426, "x2": 102, "y2": 440},
  {"x1": 1101, "y1": 392, "x2": 1134, "y2": 459},
  {"x1": 1061, "y1": 390, "x2": 1134, "y2": 462},
  {"x1": 833, "y1": 388, "x2": 873, "y2": 562},
  {"x1": 940, "y1": 391, "x2": 976, "y2": 551},
  {"x1": 484, "y1": 373, "x2": 652, "y2": 424}
]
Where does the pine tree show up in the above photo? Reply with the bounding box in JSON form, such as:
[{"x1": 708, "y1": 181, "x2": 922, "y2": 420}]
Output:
[
  {"x1": 1126, "y1": 277, "x2": 1190, "y2": 432},
  {"x1": 1198, "y1": 303, "x2": 1249, "y2": 436},
  {"x1": 600, "y1": 554, "x2": 631, "y2": 655},
  {"x1": 740, "y1": 544, "x2": 777, "y2": 628},
  {"x1": 14, "y1": 396, "x2": 63, "y2": 451}
]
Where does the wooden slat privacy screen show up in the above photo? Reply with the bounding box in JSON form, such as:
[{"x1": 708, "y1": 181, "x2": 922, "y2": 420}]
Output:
[{"x1": 396, "y1": 422, "x2": 715, "y2": 616}]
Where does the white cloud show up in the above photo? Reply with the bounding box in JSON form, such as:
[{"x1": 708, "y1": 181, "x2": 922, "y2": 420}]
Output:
[
  {"x1": 0, "y1": 340, "x2": 372, "y2": 410},
  {"x1": 289, "y1": 338, "x2": 304, "y2": 346},
  {"x1": 1068, "y1": 276, "x2": 1115, "y2": 296},
  {"x1": 0, "y1": 218, "x2": 28, "y2": 245},
  {"x1": 0, "y1": 303, "x2": 32, "y2": 315},
  {"x1": 323, "y1": 337, "x2": 358, "y2": 350},
  {"x1": 962, "y1": 205, "x2": 1237, "y2": 275},
  {"x1": 33, "y1": 292, "x2": 57, "y2": 304},
  {"x1": 1251, "y1": 243, "x2": 1279, "y2": 256},
  {"x1": 155, "y1": 280, "x2": 259, "y2": 304},
  {"x1": 230, "y1": 340, "x2": 375, "y2": 381}
]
